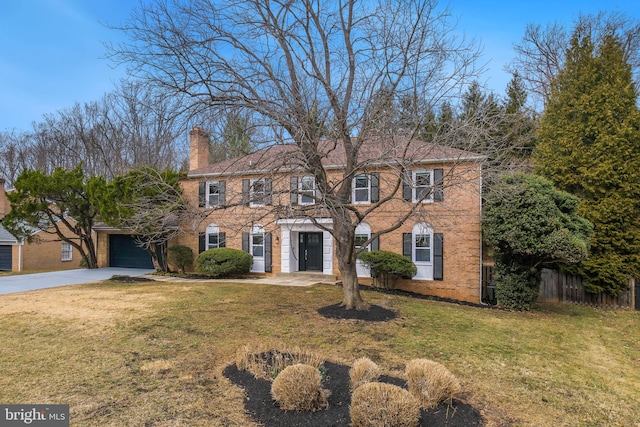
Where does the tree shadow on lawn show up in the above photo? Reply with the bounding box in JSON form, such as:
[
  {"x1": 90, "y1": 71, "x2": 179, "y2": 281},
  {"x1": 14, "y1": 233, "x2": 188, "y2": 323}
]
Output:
[{"x1": 223, "y1": 302, "x2": 484, "y2": 426}]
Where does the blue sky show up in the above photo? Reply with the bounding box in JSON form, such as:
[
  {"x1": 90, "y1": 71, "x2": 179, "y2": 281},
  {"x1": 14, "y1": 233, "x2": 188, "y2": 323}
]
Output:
[{"x1": 1, "y1": 0, "x2": 639, "y2": 132}]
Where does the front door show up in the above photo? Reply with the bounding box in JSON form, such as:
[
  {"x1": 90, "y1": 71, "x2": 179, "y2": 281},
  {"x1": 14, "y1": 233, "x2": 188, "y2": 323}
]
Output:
[{"x1": 299, "y1": 232, "x2": 323, "y2": 272}]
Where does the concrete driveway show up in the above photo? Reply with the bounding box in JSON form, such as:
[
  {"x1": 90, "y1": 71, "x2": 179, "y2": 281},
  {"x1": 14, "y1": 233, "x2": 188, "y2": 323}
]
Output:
[{"x1": 0, "y1": 268, "x2": 155, "y2": 295}]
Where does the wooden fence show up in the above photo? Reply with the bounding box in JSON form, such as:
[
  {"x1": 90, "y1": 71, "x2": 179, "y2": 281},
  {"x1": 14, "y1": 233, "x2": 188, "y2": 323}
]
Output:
[{"x1": 538, "y1": 268, "x2": 636, "y2": 309}]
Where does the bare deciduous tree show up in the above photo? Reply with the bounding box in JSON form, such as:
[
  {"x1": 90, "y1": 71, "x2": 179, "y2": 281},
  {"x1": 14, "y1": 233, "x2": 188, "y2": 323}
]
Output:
[
  {"x1": 110, "y1": 0, "x2": 488, "y2": 309},
  {"x1": 508, "y1": 11, "x2": 640, "y2": 108}
]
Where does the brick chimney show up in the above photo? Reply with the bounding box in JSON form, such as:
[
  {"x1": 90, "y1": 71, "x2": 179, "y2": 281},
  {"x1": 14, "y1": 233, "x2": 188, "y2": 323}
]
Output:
[
  {"x1": 0, "y1": 178, "x2": 9, "y2": 220},
  {"x1": 189, "y1": 127, "x2": 210, "y2": 171}
]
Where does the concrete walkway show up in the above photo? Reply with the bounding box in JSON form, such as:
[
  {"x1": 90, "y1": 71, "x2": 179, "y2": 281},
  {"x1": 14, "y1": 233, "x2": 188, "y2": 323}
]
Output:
[
  {"x1": 147, "y1": 273, "x2": 339, "y2": 287},
  {"x1": 0, "y1": 268, "x2": 155, "y2": 295}
]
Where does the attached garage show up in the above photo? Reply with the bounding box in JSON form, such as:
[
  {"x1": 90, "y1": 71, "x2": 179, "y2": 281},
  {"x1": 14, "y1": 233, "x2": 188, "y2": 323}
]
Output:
[
  {"x1": 0, "y1": 245, "x2": 12, "y2": 271},
  {"x1": 108, "y1": 234, "x2": 154, "y2": 269}
]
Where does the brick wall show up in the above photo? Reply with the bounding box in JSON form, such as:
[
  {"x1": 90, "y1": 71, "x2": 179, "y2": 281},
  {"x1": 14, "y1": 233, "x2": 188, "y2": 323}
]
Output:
[{"x1": 178, "y1": 161, "x2": 483, "y2": 303}]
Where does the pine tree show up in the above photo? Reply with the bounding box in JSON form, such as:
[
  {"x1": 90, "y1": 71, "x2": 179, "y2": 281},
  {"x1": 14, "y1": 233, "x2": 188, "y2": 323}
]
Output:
[{"x1": 534, "y1": 28, "x2": 640, "y2": 295}]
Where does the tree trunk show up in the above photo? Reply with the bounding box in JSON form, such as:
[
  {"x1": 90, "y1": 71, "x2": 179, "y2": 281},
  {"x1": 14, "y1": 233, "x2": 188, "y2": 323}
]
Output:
[{"x1": 333, "y1": 218, "x2": 370, "y2": 311}]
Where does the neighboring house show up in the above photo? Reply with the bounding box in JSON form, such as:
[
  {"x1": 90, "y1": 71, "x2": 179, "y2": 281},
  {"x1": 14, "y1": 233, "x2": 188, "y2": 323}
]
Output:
[
  {"x1": 0, "y1": 179, "x2": 87, "y2": 272},
  {"x1": 176, "y1": 127, "x2": 485, "y2": 304}
]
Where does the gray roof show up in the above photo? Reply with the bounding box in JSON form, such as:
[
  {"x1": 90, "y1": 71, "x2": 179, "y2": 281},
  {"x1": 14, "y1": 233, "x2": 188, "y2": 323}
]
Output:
[{"x1": 0, "y1": 223, "x2": 18, "y2": 244}]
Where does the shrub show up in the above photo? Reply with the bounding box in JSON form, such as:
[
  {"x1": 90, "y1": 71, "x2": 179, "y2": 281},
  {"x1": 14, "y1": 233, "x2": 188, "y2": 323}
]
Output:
[
  {"x1": 195, "y1": 247, "x2": 252, "y2": 277},
  {"x1": 405, "y1": 359, "x2": 461, "y2": 409},
  {"x1": 271, "y1": 364, "x2": 330, "y2": 412},
  {"x1": 349, "y1": 357, "x2": 381, "y2": 390},
  {"x1": 359, "y1": 250, "x2": 417, "y2": 289},
  {"x1": 167, "y1": 245, "x2": 194, "y2": 273},
  {"x1": 350, "y1": 382, "x2": 420, "y2": 427},
  {"x1": 494, "y1": 260, "x2": 541, "y2": 310},
  {"x1": 235, "y1": 344, "x2": 325, "y2": 381}
]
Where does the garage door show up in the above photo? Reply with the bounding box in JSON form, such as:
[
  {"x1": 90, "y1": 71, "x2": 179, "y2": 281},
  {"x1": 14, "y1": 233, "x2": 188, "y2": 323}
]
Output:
[
  {"x1": 0, "y1": 245, "x2": 11, "y2": 271},
  {"x1": 109, "y1": 235, "x2": 154, "y2": 269}
]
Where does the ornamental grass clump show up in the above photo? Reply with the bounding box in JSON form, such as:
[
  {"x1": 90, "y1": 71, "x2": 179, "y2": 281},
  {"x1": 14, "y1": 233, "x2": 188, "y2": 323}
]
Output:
[
  {"x1": 350, "y1": 382, "x2": 421, "y2": 427},
  {"x1": 349, "y1": 357, "x2": 382, "y2": 390},
  {"x1": 406, "y1": 359, "x2": 461, "y2": 409},
  {"x1": 235, "y1": 344, "x2": 325, "y2": 380},
  {"x1": 271, "y1": 364, "x2": 330, "y2": 412}
]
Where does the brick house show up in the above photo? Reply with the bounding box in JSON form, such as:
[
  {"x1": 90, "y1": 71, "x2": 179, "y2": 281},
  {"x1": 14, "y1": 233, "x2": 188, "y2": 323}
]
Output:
[
  {"x1": 176, "y1": 128, "x2": 485, "y2": 304},
  {"x1": 0, "y1": 179, "x2": 87, "y2": 272}
]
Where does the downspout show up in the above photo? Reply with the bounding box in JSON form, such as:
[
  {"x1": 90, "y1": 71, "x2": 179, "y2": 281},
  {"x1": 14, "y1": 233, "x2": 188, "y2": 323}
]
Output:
[
  {"x1": 18, "y1": 240, "x2": 23, "y2": 272},
  {"x1": 479, "y1": 165, "x2": 487, "y2": 305}
]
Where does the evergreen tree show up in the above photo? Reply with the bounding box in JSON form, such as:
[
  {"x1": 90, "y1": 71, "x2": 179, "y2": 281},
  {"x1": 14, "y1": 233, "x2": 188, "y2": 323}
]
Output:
[{"x1": 534, "y1": 28, "x2": 640, "y2": 295}]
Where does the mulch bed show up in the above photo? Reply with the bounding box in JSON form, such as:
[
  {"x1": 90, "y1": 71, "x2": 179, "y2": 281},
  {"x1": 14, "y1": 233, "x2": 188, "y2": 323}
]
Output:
[
  {"x1": 224, "y1": 360, "x2": 483, "y2": 427},
  {"x1": 224, "y1": 303, "x2": 484, "y2": 426}
]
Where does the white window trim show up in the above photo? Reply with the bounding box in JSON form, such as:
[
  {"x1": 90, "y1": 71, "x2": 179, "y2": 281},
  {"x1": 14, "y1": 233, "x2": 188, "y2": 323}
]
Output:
[
  {"x1": 298, "y1": 176, "x2": 316, "y2": 205},
  {"x1": 61, "y1": 242, "x2": 73, "y2": 262},
  {"x1": 412, "y1": 170, "x2": 434, "y2": 203},
  {"x1": 412, "y1": 223, "x2": 434, "y2": 280},
  {"x1": 206, "y1": 224, "x2": 221, "y2": 250},
  {"x1": 250, "y1": 178, "x2": 266, "y2": 207},
  {"x1": 206, "y1": 181, "x2": 220, "y2": 207},
  {"x1": 352, "y1": 174, "x2": 371, "y2": 204}
]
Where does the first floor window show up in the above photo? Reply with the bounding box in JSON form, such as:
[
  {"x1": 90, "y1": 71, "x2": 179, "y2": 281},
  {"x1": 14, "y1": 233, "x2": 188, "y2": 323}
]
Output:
[
  {"x1": 61, "y1": 242, "x2": 72, "y2": 261},
  {"x1": 354, "y1": 234, "x2": 370, "y2": 253},
  {"x1": 414, "y1": 233, "x2": 431, "y2": 262},
  {"x1": 252, "y1": 233, "x2": 264, "y2": 257}
]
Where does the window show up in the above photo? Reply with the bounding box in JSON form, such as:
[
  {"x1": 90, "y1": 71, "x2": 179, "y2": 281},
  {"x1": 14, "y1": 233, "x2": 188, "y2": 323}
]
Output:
[
  {"x1": 243, "y1": 178, "x2": 271, "y2": 206},
  {"x1": 61, "y1": 242, "x2": 72, "y2": 261},
  {"x1": 252, "y1": 232, "x2": 264, "y2": 257},
  {"x1": 414, "y1": 233, "x2": 431, "y2": 262},
  {"x1": 353, "y1": 175, "x2": 371, "y2": 203},
  {"x1": 199, "y1": 180, "x2": 225, "y2": 207},
  {"x1": 403, "y1": 223, "x2": 443, "y2": 280},
  {"x1": 414, "y1": 171, "x2": 433, "y2": 202},
  {"x1": 206, "y1": 224, "x2": 224, "y2": 249},
  {"x1": 352, "y1": 173, "x2": 379, "y2": 204},
  {"x1": 403, "y1": 169, "x2": 443, "y2": 203},
  {"x1": 299, "y1": 176, "x2": 315, "y2": 205},
  {"x1": 207, "y1": 182, "x2": 221, "y2": 206},
  {"x1": 354, "y1": 234, "x2": 370, "y2": 252}
]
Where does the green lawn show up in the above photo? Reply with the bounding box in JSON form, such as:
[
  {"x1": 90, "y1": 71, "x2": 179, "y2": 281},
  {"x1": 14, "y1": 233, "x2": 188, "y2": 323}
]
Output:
[{"x1": 0, "y1": 279, "x2": 638, "y2": 426}]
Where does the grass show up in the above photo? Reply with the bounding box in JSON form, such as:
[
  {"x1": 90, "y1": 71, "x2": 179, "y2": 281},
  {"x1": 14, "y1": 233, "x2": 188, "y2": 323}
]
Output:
[{"x1": 0, "y1": 279, "x2": 638, "y2": 426}]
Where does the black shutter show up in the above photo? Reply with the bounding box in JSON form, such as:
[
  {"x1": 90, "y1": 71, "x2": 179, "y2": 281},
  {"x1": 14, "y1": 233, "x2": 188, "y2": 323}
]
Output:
[
  {"x1": 371, "y1": 173, "x2": 380, "y2": 203},
  {"x1": 434, "y1": 169, "x2": 444, "y2": 202},
  {"x1": 242, "y1": 179, "x2": 250, "y2": 206},
  {"x1": 242, "y1": 232, "x2": 250, "y2": 253},
  {"x1": 219, "y1": 180, "x2": 226, "y2": 205},
  {"x1": 219, "y1": 232, "x2": 226, "y2": 248},
  {"x1": 290, "y1": 177, "x2": 298, "y2": 205},
  {"x1": 402, "y1": 233, "x2": 412, "y2": 259},
  {"x1": 198, "y1": 182, "x2": 206, "y2": 207},
  {"x1": 265, "y1": 232, "x2": 272, "y2": 272},
  {"x1": 434, "y1": 233, "x2": 443, "y2": 280},
  {"x1": 371, "y1": 235, "x2": 380, "y2": 251},
  {"x1": 402, "y1": 172, "x2": 412, "y2": 201},
  {"x1": 265, "y1": 178, "x2": 272, "y2": 205},
  {"x1": 198, "y1": 232, "x2": 206, "y2": 253}
]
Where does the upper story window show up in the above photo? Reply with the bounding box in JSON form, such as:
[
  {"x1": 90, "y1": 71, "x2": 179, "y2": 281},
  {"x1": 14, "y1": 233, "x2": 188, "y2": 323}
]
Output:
[
  {"x1": 403, "y1": 169, "x2": 443, "y2": 203},
  {"x1": 414, "y1": 171, "x2": 433, "y2": 202},
  {"x1": 61, "y1": 242, "x2": 72, "y2": 261},
  {"x1": 290, "y1": 176, "x2": 316, "y2": 205},
  {"x1": 199, "y1": 180, "x2": 225, "y2": 207},
  {"x1": 352, "y1": 172, "x2": 379, "y2": 204},
  {"x1": 243, "y1": 178, "x2": 272, "y2": 206},
  {"x1": 299, "y1": 176, "x2": 316, "y2": 205},
  {"x1": 353, "y1": 175, "x2": 371, "y2": 203}
]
